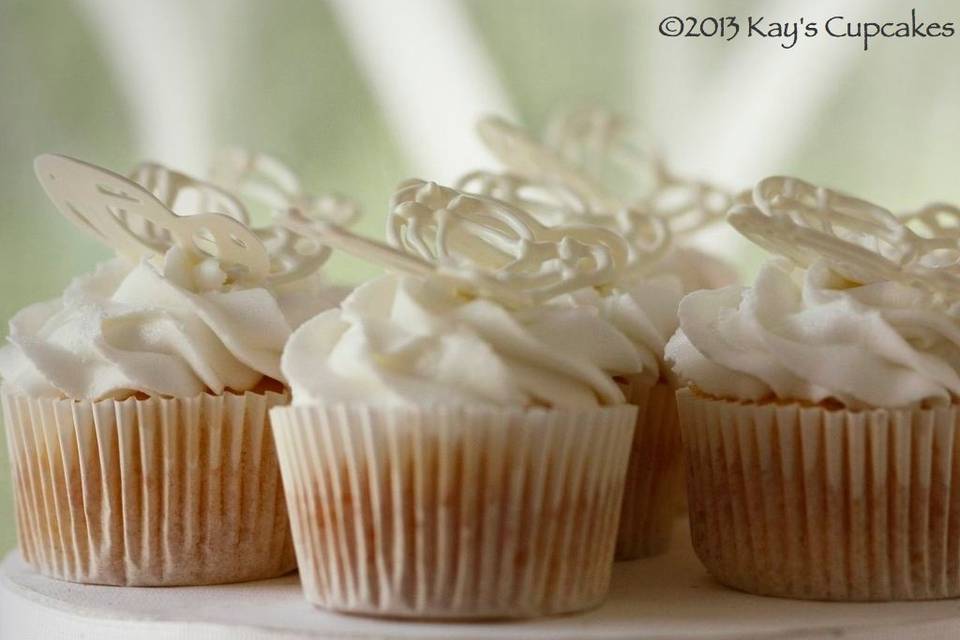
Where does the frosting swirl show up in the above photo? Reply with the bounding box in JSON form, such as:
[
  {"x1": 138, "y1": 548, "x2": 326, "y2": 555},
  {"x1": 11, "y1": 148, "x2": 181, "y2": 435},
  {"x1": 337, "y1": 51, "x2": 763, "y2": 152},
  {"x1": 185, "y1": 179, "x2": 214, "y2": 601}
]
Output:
[
  {"x1": 552, "y1": 273, "x2": 684, "y2": 384},
  {"x1": 282, "y1": 274, "x2": 644, "y2": 408},
  {"x1": 648, "y1": 246, "x2": 740, "y2": 293},
  {"x1": 666, "y1": 258, "x2": 960, "y2": 409},
  {"x1": 0, "y1": 247, "x2": 346, "y2": 400}
]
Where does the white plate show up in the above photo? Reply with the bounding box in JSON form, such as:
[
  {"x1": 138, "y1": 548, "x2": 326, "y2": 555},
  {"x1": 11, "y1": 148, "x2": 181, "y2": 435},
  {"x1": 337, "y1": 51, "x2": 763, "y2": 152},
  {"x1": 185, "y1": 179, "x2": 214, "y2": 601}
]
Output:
[{"x1": 3, "y1": 522, "x2": 960, "y2": 640}]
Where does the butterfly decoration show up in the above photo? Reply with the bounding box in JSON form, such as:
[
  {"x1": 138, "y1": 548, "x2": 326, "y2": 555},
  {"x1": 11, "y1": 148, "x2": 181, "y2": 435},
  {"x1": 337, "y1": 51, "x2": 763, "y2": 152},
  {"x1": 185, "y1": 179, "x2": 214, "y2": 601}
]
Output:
[
  {"x1": 129, "y1": 161, "x2": 250, "y2": 224},
  {"x1": 386, "y1": 179, "x2": 631, "y2": 303},
  {"x1": 276, "y1": 207, "x2": 535, "y2": 308},
  {"x1": 274, "y1": 178, "x2": 633, "y2": 308},
  {"x1": 728, "y1": 176, "x2": 960, "y2": 299},
  {"x1": 476, "y1": 115, "x2": 614, "y2": 212},
  {"x1": 455, "y1": 169, "x2": 590, "y2": 227},
  {"x1": 34, "y1": 152, "x2": 355, "y2": 286},
  {"x1": 36, "y1": 154, "x2": 272, "y2": 284},
  {"x1": 459, "y1": 169, "x2": 675, "y2": 272},
  {"x1": 208, "y1": 148, "x2": 360, "y2": 227},
  {"x1": 475, "y1": 107, "x2": 737, "y2": 241},
  {"x1": 900, "y1": 203, "x2": 960, "y2": 249}
]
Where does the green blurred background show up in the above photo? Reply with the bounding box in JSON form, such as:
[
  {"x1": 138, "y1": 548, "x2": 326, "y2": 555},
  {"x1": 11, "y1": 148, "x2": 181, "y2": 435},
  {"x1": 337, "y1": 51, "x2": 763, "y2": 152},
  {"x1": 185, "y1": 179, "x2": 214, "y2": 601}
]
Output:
[{"x1": 1, "y1": 0, "x2": 959, "y2": 553}]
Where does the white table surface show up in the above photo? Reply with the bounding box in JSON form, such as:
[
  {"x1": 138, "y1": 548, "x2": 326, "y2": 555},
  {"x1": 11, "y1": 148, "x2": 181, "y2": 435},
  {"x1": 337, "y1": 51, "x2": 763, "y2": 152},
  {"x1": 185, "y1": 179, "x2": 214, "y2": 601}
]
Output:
[{"x1": 3, "y1": 522, "x2": 960, "y2": 640}]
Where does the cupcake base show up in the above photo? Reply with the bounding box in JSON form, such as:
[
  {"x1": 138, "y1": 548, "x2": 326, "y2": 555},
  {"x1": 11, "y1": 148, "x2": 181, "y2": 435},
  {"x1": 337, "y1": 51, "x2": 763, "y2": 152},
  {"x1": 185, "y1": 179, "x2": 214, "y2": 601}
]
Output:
[
  {"x1": 678, "y1": 388, "x2": 960, "y2": 601},
  {"x1": 270, "y1": 403, "x2": 637, "y2": 619},
  {"x1": 2, "y1": 388, "x2": 297, "y2": 586},
  {"x1": 615, "y1": 379, "x2": 683, "y2": 561}
]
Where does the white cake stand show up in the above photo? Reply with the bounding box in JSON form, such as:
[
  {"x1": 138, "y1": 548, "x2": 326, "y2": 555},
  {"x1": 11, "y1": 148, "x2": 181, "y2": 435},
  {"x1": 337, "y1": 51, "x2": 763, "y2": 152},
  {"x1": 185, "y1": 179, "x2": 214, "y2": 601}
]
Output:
[{"x1": 3, "y1": 523, "x2": 960, "y2": 640}]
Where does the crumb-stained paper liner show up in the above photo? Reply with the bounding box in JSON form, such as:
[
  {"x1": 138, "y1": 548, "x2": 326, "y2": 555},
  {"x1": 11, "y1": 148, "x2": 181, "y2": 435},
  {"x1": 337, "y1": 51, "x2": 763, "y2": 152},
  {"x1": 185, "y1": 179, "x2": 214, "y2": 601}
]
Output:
[
  {"x1": 615, "y1": 378, "x2": 683, "y2": 560},
  {"x1": 678, "y1": 388, "x2": 960, "y2": 601},
  {"x1": 270, "y1": 403, "x2": 637, "y2": 619},
  {"x1": 2, "y1": 388, "x2": 296, "y2": 586}
]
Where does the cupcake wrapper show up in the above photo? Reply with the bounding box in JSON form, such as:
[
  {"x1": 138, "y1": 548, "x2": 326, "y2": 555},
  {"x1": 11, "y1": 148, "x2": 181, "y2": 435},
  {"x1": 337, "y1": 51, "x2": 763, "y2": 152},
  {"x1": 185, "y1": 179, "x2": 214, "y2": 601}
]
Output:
[
  {"x1": 678, "y1": 388, "x2": 960, "y2": 601},
  {"x1": 270, "y1": 403, "x2": 637, "y2": 619},
  {"x1": 2, "y1": 388, "x2": 297, "y2": 586},
  {"x1": 615, "y1": 379, "x2": 683, "y2": 560}
]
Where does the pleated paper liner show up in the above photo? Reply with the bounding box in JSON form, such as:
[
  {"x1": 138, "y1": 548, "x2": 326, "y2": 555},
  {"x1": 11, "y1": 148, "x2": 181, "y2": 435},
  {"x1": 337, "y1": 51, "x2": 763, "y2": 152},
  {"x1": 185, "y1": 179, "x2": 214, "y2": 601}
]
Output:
[
  {"x1": 614, "y1": 378, "x2": 683, "y2": 560},
  {"x1": 270, "y1": 403, "x2": 637, "y2": 619},
  {"x1": 2, "y1": 386, "x2": 297, "y2": 586},
  {"x1": 677, "y1": 387, "x2": 960, "y2": 601}
]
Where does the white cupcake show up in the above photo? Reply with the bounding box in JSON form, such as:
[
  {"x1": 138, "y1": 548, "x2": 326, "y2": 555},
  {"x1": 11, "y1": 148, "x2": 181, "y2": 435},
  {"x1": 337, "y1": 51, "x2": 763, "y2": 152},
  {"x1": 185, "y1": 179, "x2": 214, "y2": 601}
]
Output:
[
  {"x1": 272, "y1": 273, "x2": 638, "y2": 619},
  {"x1": 0, "y1": 153, "x2": 348, "y2": 586},
  {"x1": 457, "y1": 108, "x2": 742, "y2": 559},
  {"x1": 667, "y1": 176, "x2": 960, "y2": 601},
  {"x1": 552, "y1": 275, "x2": 684, "y2": 559},
  {"x1": 269, "y1": 185, "x2": 643, "y2": 618}
]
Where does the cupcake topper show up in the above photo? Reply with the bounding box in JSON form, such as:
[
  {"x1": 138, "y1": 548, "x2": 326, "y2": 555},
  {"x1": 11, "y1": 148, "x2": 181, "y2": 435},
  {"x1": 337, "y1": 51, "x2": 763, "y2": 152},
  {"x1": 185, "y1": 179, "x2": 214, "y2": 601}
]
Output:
[
  {"x1": 276, "y1": 178, "x2": 632, "y2": 308},
  {"x1": 129, "y1": 162, "x2": 250, "y2": 224},
  {"x1": 34, "y1": 153, "x2": 338, "y2": 286},
  {"x1": 209, "y1": 148, "x2": 360, "y2": 227},
  {"x1": 900, "y1": 203, "x2": 960, "y2": 251},
  {"x1": 130, "y1": 150, "x2": 363, "y2": 284},
  {"x1": 276, "y1": 208, "x2": 535, "y2": 308},
  {"x1": 477, "y1": 108, "x2": 736, "y2": 239},
  {"x1": 477, "y1": 116, "x2": 615, "y2": 211},
  {"x1": 456, "y1": 169, "x2": 672, "y2": 275},
  {"x1": 209, "y1": 148, "x2": 365, "y2": 284},
  {"x1": 387, "y1": 179, "x2": 630, "y2": 301},
  {"x1": 455, "y1": 169, "x2": 590, "y2": 226},
  {"x1": 35, "y1": 154, "x2": 271, "y2": 283},
  {"x1": 728, "y1": 176, "x2": 960, "y2": 298}
]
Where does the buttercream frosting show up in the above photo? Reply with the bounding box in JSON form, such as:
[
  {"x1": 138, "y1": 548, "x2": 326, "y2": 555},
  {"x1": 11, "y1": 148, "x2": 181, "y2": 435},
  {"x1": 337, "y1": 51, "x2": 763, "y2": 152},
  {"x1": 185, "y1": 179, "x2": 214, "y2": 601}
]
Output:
[
  {"x1": 553, "y1": 273, "x2": 684, "y2": 384},
  {"x1": 0, "y1": 247, "x2": 345, "y2": 400},
  {"x1": 666, "y1": 257, "x2": 960, "y2": 409},
  {"x1": 282, "y1": 273, "x2": 645, "y2": 408}
]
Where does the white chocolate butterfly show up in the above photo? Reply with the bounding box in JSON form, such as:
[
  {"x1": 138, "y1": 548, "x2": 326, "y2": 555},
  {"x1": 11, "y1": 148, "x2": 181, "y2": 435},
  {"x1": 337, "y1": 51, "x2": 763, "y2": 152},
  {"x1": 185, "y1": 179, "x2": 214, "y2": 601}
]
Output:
[
  {"x1": 132, "y1": 150, "x2": 366, "y2": 284},
  {"x1": 455, "y1": 169, "x2": 590, "y2": 227},
  {"x1": 209, "y1": 148, "x2": 360, "y2": 227},
  {"x1": 276, "y1": 209, "x2": 534, "y2": 308},
  {"x1": 35, "y1": 154, "x2": 333, "y2": 286},
  {"x1": 129, "y1": 162, "x2": 250, "y2": 223},
  {"x1": 36, "y1": 154, "x2": 271, "y2": 284},
  {"x1": 387, "y1": 179, "x2": 630, "y2": 302},
  {"x1": 728, "y1": 176, "x2": 960, "y2": 299},
  {"x1": 901, "y1": 203, "x2": 960, "y2": 246},
  {"x1": 123, "y1": 162, "x2": 251, "y2": 254},
  {"x1": 456, "y1": 169, "x2": 672, "y2": 275},
  {"x1": 477, "y1": 107, "x2": 736, "y2": 238},
  {"x1": 477, "y1": 115, "x2": 615, "y2": 212}
]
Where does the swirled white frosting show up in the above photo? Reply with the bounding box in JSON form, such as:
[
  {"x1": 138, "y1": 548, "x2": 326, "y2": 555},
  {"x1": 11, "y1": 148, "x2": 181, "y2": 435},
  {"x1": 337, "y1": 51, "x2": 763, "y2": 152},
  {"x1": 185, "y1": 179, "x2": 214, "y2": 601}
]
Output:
[
  {"x1": 552, "y1": 273, "x2": 684, "y2": 384},
  {"x1": 282, "y1": 274, "x2": 644, "y2": 408},
  {"x1": 0, "y1": 247, "x2": 346, "y2": 400},
  {"x1": 665, "y1": 258, "x2": 960, "y2": 409},
  {"x1": 649, "y1": 246, "x2": 740, "y2": 293}
]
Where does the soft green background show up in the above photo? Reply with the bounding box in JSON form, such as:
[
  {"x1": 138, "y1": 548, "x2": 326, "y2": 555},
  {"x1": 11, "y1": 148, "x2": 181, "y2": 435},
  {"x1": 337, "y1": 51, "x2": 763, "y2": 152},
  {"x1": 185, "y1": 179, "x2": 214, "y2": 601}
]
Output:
[{"x1": 1, "y1": 0, "x2": 959, "y2": 553}]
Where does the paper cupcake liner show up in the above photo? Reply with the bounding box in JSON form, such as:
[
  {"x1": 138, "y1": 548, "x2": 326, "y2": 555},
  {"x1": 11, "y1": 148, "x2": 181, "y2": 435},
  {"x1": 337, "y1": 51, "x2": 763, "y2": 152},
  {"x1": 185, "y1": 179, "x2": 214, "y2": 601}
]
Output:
[
  {"x1": 678, "y1": 388, "x2": 960, "y2": 601},
  {"x1": 2, "y1": 387, "x2": 297, "y2": 586},
  {"x1": 270, "y1": 403, "x2": 637, "y2": 619},
  {"x1": 614, "y1": 379, "x2": 684, "y2": 560}
]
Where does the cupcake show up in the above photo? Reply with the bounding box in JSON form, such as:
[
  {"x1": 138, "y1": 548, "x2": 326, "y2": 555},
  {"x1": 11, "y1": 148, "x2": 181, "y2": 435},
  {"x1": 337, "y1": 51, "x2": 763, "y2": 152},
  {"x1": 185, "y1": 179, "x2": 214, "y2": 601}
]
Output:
[
  {"x1": 269, "y1": 185, "x2": 641, "y2": 618},
  {"x1": 551, "y1": 277, "x2": 684, "y2": 559},
  {"x1": 0, "y1": 153, "x2": 348, "y2": 586},
  {"x1": 667, "y1": 175, "x2": 960, "y2": 601},
  {"x1": 459, "y1": 108, "x2": 741, "y2": 559}
]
